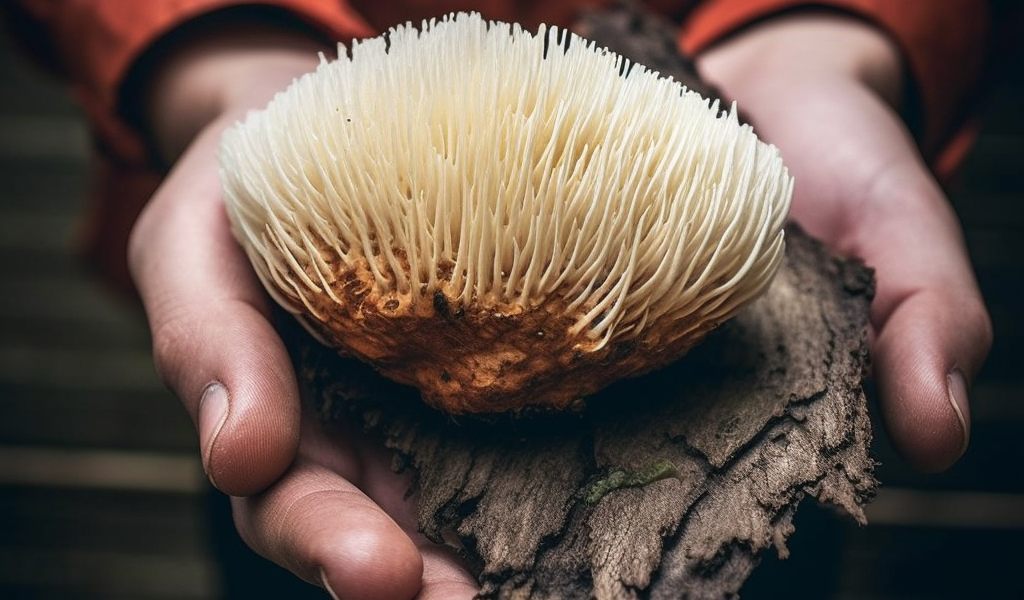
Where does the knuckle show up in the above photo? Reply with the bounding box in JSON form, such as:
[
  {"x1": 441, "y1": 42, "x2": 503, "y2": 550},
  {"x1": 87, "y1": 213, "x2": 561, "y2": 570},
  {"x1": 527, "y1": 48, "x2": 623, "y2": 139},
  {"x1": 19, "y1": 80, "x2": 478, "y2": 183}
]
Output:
[
  {"x1": 232, "y1": 497, "x2": 262, "y2": 552},
  {"x1": 975, "y1": 306, "x2": 994, "y2": 353},
  {"x1": 962, "y1": 299, "x2": 994, "y2": 357},
  {"x1": 126, "y1": 199, "x2": 163, "y2": 283},
  {"x1": 149, "y1": 311, "x2": 197, "y2": 389},
  {"x1": 126, "y1": 218, "x2": 146, "y2": 278},
  {"x1": 230, "y1": 501, "x2": 258, "y2": 551},
  {"x1": 230, "y1": 498, "x2": 287, "y2": 570}
]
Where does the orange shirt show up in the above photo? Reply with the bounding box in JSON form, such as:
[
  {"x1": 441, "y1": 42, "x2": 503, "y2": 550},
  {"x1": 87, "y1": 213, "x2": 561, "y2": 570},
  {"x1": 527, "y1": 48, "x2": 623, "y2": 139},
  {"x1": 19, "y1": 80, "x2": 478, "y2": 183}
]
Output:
[{"x1": 9, "y1": 0, "x2": 992, "y2": 290}]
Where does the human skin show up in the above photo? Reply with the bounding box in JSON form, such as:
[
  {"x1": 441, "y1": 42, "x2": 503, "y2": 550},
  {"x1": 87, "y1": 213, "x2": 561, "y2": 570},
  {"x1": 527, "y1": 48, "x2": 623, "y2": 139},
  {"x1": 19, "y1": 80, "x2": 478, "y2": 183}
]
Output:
[
  {"x1": 127, "y1": 11, "x2": 991, "y2": 599},
  {"x1": 695, "y1": 12, "x2": 992, "y2": 473}
]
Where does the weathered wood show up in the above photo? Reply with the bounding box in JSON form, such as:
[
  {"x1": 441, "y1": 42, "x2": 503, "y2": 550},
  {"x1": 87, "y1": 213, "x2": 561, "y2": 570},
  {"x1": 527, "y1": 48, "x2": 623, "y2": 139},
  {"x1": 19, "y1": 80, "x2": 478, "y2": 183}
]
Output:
[
  {"x1": 299, "y1": 5, "x2": 877, "y2": 597},
  {"x1": 301, "y1": 224, "x2": 875, "y2": 598}
]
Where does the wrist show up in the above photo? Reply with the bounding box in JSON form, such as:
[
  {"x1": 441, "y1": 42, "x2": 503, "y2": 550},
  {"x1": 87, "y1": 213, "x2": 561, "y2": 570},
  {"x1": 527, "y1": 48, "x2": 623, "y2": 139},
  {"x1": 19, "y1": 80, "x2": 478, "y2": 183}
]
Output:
[
  {"x1": 695, "y1": 11, "x2": 904, "y2": 110},
  {"x1": 142, "y1": 20, "x2": 327, "y2": 163}
]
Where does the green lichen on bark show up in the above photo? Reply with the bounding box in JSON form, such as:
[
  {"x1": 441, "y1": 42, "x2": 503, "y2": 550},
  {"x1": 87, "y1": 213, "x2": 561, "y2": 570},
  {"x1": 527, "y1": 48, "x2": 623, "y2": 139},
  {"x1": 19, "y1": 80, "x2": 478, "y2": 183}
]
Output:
[{"x1": 584, "y1": 459, "x2": 681, "y2": 504}]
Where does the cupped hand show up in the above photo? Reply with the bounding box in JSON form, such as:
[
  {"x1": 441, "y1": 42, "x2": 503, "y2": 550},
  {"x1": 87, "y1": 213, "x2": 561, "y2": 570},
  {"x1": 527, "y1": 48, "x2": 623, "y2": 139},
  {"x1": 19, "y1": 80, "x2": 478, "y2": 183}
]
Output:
[
  {"x1": 127, "y1": 28, "x2": 477, "y2": 597},
  {"x1": 232, "y1": 404, "x2": 478, "y2": 600},
  {"x1": 697, "y1": 12, "x2": 993, "y2": 471}
]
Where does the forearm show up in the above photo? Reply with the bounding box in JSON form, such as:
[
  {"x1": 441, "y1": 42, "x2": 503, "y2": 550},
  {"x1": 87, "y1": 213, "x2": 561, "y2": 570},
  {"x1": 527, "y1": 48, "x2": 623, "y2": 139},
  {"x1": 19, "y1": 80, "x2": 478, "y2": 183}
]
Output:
[{"x1": 695, "y1": 11, "x2": 904, "y2": 108}]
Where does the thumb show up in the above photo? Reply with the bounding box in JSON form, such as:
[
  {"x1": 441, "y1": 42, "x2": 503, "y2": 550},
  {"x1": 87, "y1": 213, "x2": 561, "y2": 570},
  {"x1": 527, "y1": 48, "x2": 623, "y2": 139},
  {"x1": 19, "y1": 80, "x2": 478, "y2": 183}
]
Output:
[
  {"x1": 130, "y1": 120, "x2": 300, "y2": 495},
  {"x1": 859, "y1": 188, "x2": 992, "y2": 472},
  {"x1": 148, "y1": 297, "x2": 301, "y2": 495},
  {"x1": 872, "y1": 289, "x2": 992, "y2": 471}
]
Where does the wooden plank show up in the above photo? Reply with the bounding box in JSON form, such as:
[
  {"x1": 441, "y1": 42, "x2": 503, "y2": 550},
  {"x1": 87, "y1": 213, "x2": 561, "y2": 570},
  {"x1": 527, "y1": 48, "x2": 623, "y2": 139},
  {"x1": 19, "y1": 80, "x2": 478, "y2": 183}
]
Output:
[
  {"x1": 0, "y1": 277, "x2": 144, "y2": 335},
  {"x1": 741, "y1": 499, "x2": 1024, "y2": 599},
  {"x1": 971, "y1": 381, "x2": 1024, "y2": 422},
  {"x1": 0, "y1": 446, "x2": 202, "y2": 493},
  {"x1": 866, "y1": 488, "x2": 1024, "y2": 529},
  {"x1": 0, "y1": 249, "x2": 81, "y2": 280},
  {"x1": 0, "y1": 159, "x2": 89, "y2": 210},
  {"x1": 963, "y1": 228, "x2": 1024, "y2": 270},
  {"x1": 0, "y1": 40, "x2": 82, "y2": 118},
  {"x1": 959, "y1": 134, "x2": 1024, "y2": 193},
  {"x1": 0, "y1": 387, "x2": 195, "y2": 451},
  {"x1": 0, "y1": 210, "x2": 79, "y2": 252},
  {"x1": 987, "y1": 303, "x2": 1022, "y2": 340},
  {"x1": 0, "y1": 343, "x2": 163, "y2": 393},
  {"x1": 952, "y1": 192, "x2": 1024, "y2": 228},
  {"x1": 871, "y1": 418, "x2": 1024, "y2": 494},
  {"x1": 974, "y1": 338, "x2": 1024, "y2": 384},
  {"x1": 0, "y1": 274, "x2": 148, "y2": 351},
  {"x1": 981, "y1": 84, "x2": 1024, "y2": 135},
  {"x1": 0, "y1": 546, "x2": 218, "y2": 600},
  {"x1": 0, "y1": 115, "x2": 89, "y2": 161},
  {"x1": 835, "y1": 526, "x2": 1024, "y2": 599},
  {"x1": 0, "y1": 486, "x2": 209, "y2": 555},
  {"x1": 0, "y1": 313, "x2": 151, "y2": 351}
]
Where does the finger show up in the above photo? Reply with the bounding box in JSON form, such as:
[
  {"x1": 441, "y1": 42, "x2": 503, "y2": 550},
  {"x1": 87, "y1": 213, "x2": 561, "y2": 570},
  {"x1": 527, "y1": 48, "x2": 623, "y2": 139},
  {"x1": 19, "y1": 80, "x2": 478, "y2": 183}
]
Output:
[
  {"x1": 334, "y1": 424, "x2": 478, "y2": 599},
  {"x1": 129, "y1": 120, "x2": 300, "y2": 495},
  {"x1": 232, "y1": 459, "x2": 424, "y2": 600},
  {"x1": 416, "y1": 544, "x2": 478, "y2": 600},
  {"x1": 856, "y1": 187, "x2": 992, "y2": 472}
]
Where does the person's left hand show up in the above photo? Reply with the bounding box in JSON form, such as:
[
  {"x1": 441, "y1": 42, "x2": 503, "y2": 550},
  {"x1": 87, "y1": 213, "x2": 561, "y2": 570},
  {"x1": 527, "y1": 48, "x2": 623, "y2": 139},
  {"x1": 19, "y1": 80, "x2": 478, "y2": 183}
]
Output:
[{"x1": 696, "y1": 12, "x2": 993, "y2": 472}]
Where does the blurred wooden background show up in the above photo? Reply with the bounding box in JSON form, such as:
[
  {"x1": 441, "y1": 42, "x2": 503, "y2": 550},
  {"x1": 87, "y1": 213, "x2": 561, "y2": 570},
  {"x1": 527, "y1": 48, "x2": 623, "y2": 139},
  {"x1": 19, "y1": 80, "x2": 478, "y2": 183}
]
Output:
[{"x1": 0, "y1": 20, "x2": 1021, "y2": 600}]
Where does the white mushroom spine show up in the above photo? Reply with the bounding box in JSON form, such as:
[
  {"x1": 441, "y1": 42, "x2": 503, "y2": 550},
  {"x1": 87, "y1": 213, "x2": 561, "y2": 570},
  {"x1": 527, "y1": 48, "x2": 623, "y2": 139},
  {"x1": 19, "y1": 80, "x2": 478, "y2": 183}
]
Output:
[{"x1": 220, "y1": 12, "x2": 793, "y2": 351}]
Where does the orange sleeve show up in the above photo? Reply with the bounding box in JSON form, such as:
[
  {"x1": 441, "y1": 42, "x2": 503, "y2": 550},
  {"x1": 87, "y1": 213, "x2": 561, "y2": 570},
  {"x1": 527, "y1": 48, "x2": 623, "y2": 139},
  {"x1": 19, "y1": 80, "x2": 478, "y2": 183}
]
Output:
[
  {"x1": 678, "y1": 0, "x2": 990, "y2": 160},
  {"x1": 14, "y1": 0, "x2": 375, "y2": 164}
]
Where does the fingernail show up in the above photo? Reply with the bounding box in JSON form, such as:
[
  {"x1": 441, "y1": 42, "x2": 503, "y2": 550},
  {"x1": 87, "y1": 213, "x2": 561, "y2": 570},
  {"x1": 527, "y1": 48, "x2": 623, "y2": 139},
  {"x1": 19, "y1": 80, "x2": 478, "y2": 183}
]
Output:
[
  {"x1": 320, "y1": 568, "x2": 340, "y2": 600},
  {"x1": 199, "y1": 382, "x2": 230, "y2": 484},
  {"x1": 946, "y1": 369, "x2": 970, "y2": 458}
]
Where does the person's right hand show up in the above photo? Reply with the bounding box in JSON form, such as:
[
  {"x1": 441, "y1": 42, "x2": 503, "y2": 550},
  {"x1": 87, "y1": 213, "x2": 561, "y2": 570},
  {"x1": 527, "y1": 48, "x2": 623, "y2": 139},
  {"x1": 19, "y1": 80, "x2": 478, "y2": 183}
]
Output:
[{"x1": 127, "y1": 22, "x2": 477, "y2": 598}]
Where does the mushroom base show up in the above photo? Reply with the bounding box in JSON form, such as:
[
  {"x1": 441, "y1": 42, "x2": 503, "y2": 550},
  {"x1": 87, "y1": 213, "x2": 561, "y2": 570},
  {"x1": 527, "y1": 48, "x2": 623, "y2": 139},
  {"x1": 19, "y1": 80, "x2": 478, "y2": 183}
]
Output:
[{"x1": 296, "y1": 258, "x2": 720, "y2": 414}]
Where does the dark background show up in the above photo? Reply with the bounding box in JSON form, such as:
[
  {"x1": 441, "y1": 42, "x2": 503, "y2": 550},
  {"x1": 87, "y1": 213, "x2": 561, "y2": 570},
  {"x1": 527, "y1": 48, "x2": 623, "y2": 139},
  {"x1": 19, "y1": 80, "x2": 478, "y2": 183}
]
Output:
[{"x1": 0, "y1": 21, "x2": 1021, "y2": 600}]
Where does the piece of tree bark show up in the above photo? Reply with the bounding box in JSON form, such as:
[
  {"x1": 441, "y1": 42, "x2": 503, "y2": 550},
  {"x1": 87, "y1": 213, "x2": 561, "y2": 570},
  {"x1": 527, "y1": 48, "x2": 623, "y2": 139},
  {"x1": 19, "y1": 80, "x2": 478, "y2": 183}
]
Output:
[
  {"x1": 301, "y1": 224, "x2": 875, "y2": 598},
  {"x1": 298, "y1": 4, "x2": 878, "y2": 598}
]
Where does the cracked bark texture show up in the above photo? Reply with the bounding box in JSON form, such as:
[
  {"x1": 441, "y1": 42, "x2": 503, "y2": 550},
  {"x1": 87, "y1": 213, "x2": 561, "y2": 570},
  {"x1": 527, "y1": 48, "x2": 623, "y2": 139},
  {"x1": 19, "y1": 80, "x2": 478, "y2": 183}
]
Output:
[
  {"x1": 299, "y1": 4, "x2": 878, "y2": 598},
  {"x1": 302, "y1": 226, "x2": 876, "y2": 598}
]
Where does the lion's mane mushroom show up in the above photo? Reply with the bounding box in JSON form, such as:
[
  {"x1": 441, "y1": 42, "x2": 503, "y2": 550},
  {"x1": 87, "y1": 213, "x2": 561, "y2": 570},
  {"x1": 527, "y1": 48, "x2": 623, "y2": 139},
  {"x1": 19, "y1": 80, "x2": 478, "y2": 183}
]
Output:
[{"x1": 219, "y1": 12, "x2": 792, "y2": 414}]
